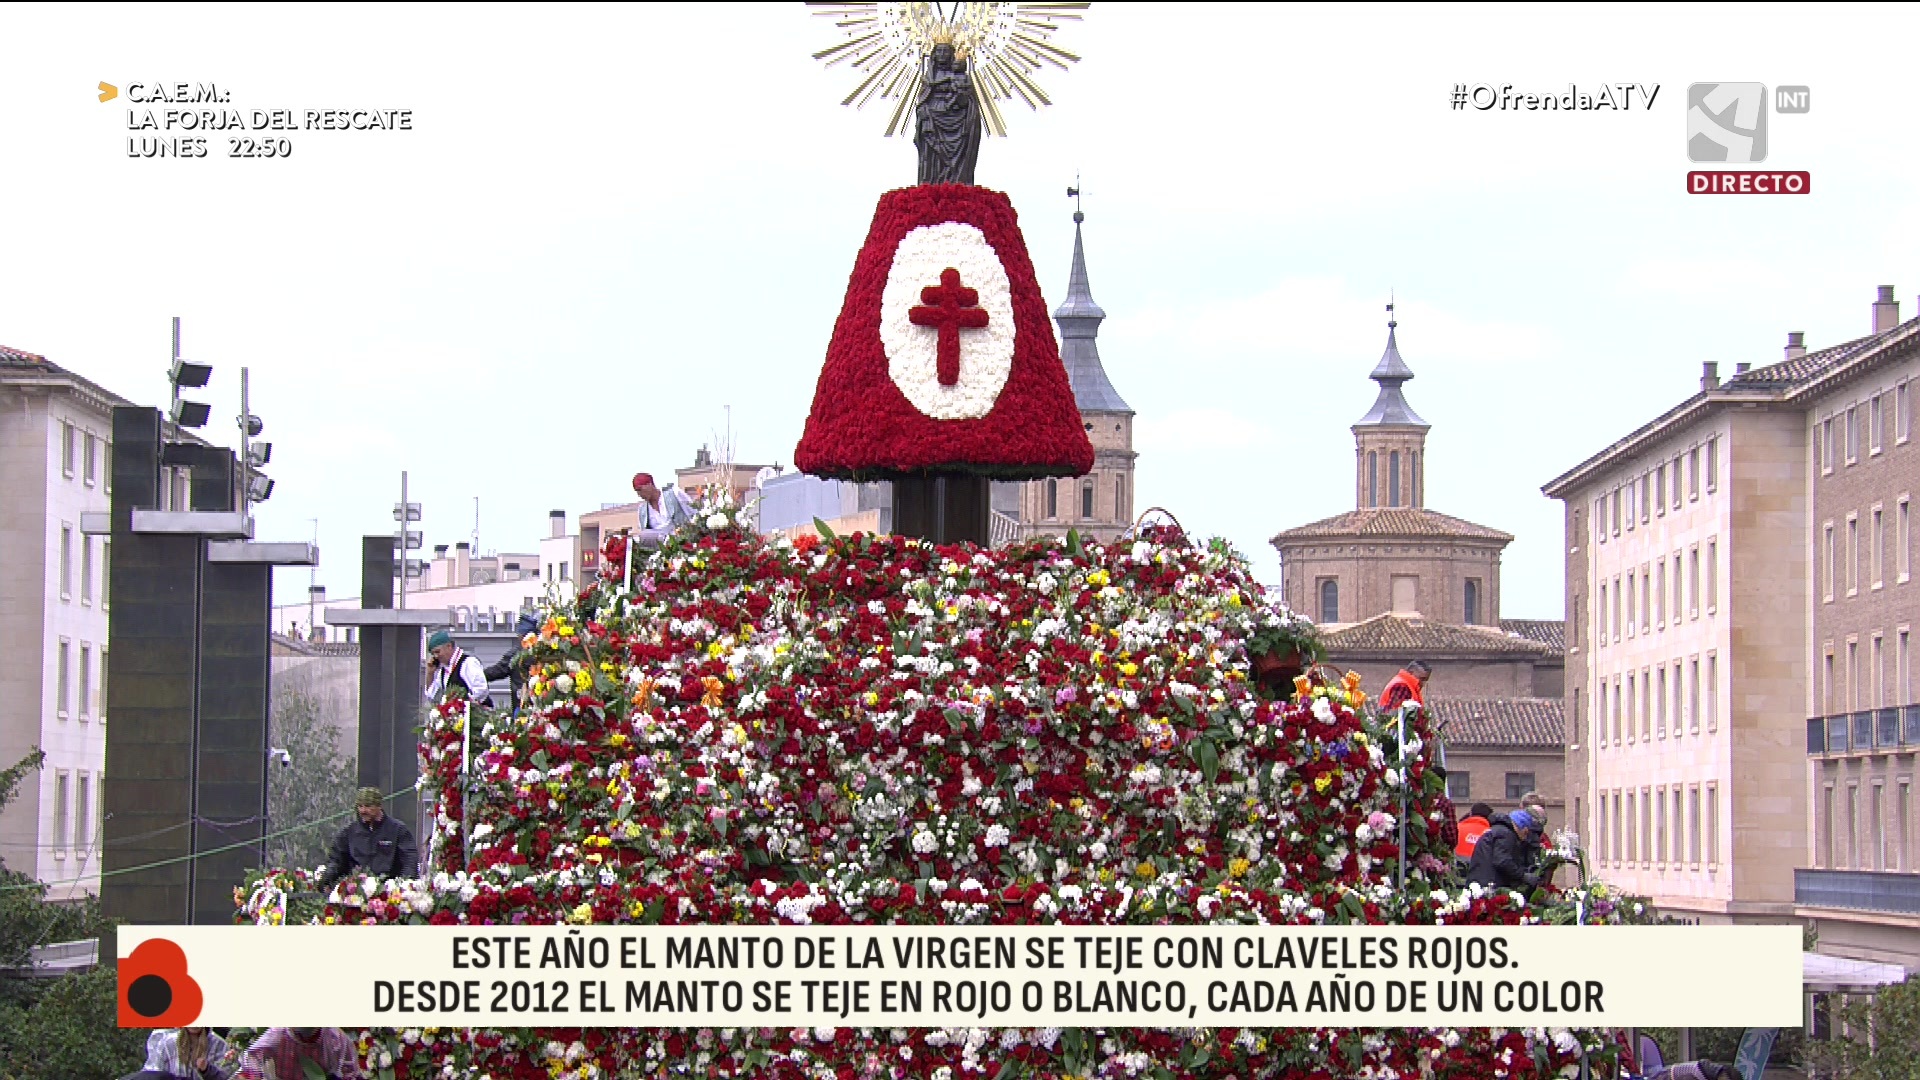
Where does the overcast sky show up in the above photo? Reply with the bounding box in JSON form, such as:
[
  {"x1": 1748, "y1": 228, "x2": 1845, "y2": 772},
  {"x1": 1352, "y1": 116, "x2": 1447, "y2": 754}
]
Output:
[{"x1": 4, "y1": 3, "x2": 1916, "y2": 620}]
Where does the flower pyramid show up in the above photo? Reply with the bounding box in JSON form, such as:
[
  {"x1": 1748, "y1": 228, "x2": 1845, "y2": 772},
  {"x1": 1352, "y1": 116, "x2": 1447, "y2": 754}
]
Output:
[{"x1": 242, "y1": 506, "x2": 1649, "y2": 1079}]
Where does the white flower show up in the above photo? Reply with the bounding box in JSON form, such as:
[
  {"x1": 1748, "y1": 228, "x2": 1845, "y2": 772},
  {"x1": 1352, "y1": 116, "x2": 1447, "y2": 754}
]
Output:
[
  {"x1": 706, "y1": 513, "x2": 729, "y2": 530},
  {"x1": 879, "y1": 223, "x2": 1016, "y2": 421},
  {"x1": 983, "y1": 824, "x2": 1010, "y2": 847},
  {"x1": 912, "y1": 830, "x2": 939, "y2": 854}
]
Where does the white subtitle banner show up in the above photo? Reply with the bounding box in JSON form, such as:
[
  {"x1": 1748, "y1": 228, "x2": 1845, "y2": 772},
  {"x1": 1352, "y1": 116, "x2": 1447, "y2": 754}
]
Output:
[{"x1": 117, "y1": 924, "x2": 1802, "y2": 1028}]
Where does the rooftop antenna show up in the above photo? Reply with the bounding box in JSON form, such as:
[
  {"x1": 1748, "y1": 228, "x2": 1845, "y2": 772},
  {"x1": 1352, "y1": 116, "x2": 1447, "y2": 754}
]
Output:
[{"x1": 473, "y1": 496, "x2": 481, "y2": 556}]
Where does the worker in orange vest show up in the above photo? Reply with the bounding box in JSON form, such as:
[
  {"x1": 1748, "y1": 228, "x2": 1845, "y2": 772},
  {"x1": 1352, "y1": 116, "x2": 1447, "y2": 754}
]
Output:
[
  {"x1": 1455, "y1": 801, "x2": 1494, "y2": 862},
  {"x1": 1379, "y1": 660, "x2": 1430, "y2": 712}
]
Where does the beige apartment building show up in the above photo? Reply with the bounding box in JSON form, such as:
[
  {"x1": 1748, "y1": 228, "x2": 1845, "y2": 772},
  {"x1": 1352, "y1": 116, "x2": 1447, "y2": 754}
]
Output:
[
  {"x1": 1544, "y1": 353, "x2": 1806, "y2": 924},
  {"x1": 1548, "y1": 287, "x2": 1920, "y2": 966},
  {"x1": 1795, "y1": 288, "x2": 1920, "y2": 969}
]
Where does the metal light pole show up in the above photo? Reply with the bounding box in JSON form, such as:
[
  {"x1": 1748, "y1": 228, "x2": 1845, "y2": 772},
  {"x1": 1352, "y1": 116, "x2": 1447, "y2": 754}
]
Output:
[{"x1": 398, "y1": 471, "x2": 410, "y2": 611}]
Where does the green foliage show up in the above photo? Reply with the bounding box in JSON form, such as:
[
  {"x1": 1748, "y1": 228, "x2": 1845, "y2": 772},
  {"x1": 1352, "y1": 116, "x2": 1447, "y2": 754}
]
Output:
[
  {"x1": 268, "y1": 689, "x2": 360, "y2": 869},
  {"x1": 1804, "y1": 979, "x2": 1920, "y2": 1080},
  {"x1": 0, "y1": 749, "x2": 143, "y2": 1078},
  {"x1": 1644, "y1": 1026, "x2": 1805, "y2": 1072},
  {"x1": 0, "y1": 967, "x2": 145, "y2": 1078}
]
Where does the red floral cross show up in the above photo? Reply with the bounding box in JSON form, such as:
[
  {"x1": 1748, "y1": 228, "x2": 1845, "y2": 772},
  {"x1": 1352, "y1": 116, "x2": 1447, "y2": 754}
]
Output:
[{"x1": 908, "y1": 267, "x2": 991, "y2": 386}]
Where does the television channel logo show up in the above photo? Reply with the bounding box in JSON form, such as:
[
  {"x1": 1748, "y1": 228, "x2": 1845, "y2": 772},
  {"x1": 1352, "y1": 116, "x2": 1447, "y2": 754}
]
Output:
[{"x1": 1688, "y1": 82, "x2": 1767, "y2": 162}]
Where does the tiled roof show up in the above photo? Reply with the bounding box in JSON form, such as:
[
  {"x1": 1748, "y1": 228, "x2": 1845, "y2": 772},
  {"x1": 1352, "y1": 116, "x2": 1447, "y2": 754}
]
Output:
[
  {"x1": 1430, "y1": 697, "x2": 1564, "y2": 749},
  {"x1": 1723, "y1": 330, "x2": 1888, "y2": 388},
  {"x1": 1320, "y1": 614, "x2": 1550, "y2": 657},
  {"x1": 1498, "y1": 618, "x2": 1566, "y2": 656},
  {"x1": 1273, "y1": 507, "x2": 1513, "y2": 543},
  {"x1": 0, "y1": 345, "x2": 53, "y2": 369}
]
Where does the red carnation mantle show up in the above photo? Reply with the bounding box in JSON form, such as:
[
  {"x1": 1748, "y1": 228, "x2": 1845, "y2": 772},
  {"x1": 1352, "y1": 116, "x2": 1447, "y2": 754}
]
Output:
[{"x1": 795, "y1": 184, "x2": 1094, "y2": 480}]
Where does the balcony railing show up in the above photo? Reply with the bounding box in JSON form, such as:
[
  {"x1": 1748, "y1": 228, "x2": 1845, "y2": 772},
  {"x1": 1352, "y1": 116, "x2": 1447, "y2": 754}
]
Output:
[
  {"x1": 1796, "y1": 868, "x2": 1920, "y2": 916},
  {"x1": 1806, "y1": 704, "x2": 1920, "y2": 755}
]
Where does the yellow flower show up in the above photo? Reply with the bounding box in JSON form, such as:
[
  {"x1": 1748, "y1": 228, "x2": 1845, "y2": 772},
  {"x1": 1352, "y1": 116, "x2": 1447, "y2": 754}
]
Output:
[
  {"x1": 569, "y1": 902, "x2": 594, "y2": 924},
  {"x1": 609, "y1": 732, "x2": 628, "y2": 748},
  {"x1": 607, "y1": 780, "x2": 620, "y2": 797},
  {"x1": 1135, "y1": 860, "x2": 1157, "y2": 880},
  {"x1": 1118, "y1": 661, "x2": 1138, "y2": 677},
  {"x1": 1314, "y1": 774, "x2": 1333, "y2": 793},
  {"x1": 1228, "y1": 857, "x2": 1251, "y2": 878},
  {"x1": 863, "y1": 691, "x2": 879, "y2": 707}
]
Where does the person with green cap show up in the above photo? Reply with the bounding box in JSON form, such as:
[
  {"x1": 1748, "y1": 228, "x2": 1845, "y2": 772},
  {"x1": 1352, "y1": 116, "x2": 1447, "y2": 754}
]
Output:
[
  {"x1": 316, "y1": 786, "x2": 418, "y2": 894},
  {"x1": 424, "y1": 627, "x2": 491, "y2": 706}
]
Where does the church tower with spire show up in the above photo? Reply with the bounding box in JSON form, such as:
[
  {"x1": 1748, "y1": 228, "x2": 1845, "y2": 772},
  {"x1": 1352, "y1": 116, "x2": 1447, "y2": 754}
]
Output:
[
  {"x1": 1352, "y1": 305, "x2": 1431, "y2": 512},
  {"x1": 997, "y1": 200, "x2": 1137, "y2": 543}
]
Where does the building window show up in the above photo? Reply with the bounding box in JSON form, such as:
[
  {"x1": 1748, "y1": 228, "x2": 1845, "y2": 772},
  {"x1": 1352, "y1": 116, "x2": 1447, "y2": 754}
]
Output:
[
  {"x1": 1688, "y1": 446, "x2": 1700, "y2": 498},
  {"x1": 1849, "y1": 405, "x2": 1862, "y2": 463},
  {"x1": 1705, "y1": 652, "x2": 1718, "y2": 731},
  {"x1": 1688, "y1": 657, "x2": 1701, "y2": 733},
  {"x1": 1672, "y1": 454, "x2": 1684, "y2": 509},
  {"x1": 1657, "y1": 560, "x2": 1666, "y2": 623},
  {"x1": 559, "y1": 561, "x2": 569, "y2": 581},
  {"x1": 1655, "y1": 464, "x2": 1666, "y2": 513},
  {"x1": 1824, "y1": 523, "x2": 1836, "y2": 601},
  {"x1": 1706, "y1": 435, "x2": 1719, "y2": 490},
  {"x1": 1596, "y1": 792, "x2": 1608, "y2": 860},
  {"x1": 1873, "y1": 507, "x2": 1885, "y2": 588},
  {"x1": 1872, "y1": 395, "x2": 1886, "y2": 453},
  {"x1": 1115, "y1": 476, "x2": 1125, "y2": 521},
  {"x1": 1822, "y1": 785, "x2": 1836, "y2": 868},
  {"x1": 57, "y1": 639, "x2": 70, "y2": 718},
  {"x1": 1704, "y1": 783, "x2": 1718, "y2": 867},
  {"x1": 1871, "y1": 782, "x2": 1885, "y2": 871},
  {"x1": 1674, "y1": 661, "x2": 1685, "y2": 731},
  {"x1": 1901, "y1": 383, "x2": 1914, "y2": 444},
  {"x1": 1641, "y1": 670, "x2": 1652, "y2": 740},
  {"x1": 1389, "y1": 450, "x2": 1401, "y2": 507},
  {"x1": 1656, "y1": 788, "x2": 1667, "y2": 864},
  {"x1": 101, "y1": 541, "x2": 110, "y2": 608},
  {"x1": 1657, "y1": 666, "x2": 1668, "y2": 736},
  {"x1": 1641, "y1": 569, "x2": 1651, "y2": 632},
  {"x1": 1463, "y1": 579, "x2": 1480, "y2": 625},
  {"x1": 1628, "y1": 664, "x2": 1643, "y2": 737},
  {"x1": 1672, "y1": 787, "x2": 1685, "y2": 868},
  {"x1": 80, "y1": 538, "x2": 92, "y2": 604},
  {"x1": 1612, "y1": 488, "x2": 1621, "y2": 535},
  {"x1": 1046, "y1": 479, "x2": 1058, "y2": 518},
  {"x1": 1626, "y1": 484, "x2": 1636, "y2": 530},
  {"x1": 1900, "y1": 498, "x2": 1911, "y2": 583},
  {"x1": 78, "y1": 644, "x2": 91, "y2": 718},
  {"x1": 1706, "y1": 538, "x2": 1717, "y2": 610},
  {"x1": 1613, "y1": 676, "x2": 1623, "y2": 743},
  {"x1": 1446, "y1": 773, "x2": 1471, "y2": 800},
  {"x1": 1900, "y1": 629, "x2": 1911, "y2": 705},
  {"x1": 1368, "y1": 452, "x2": 1378, "y2": 507},
  {"x1": 1625, "y1": 571, "x2": 1636, "y2": 636},
  {"x1": 1848, "y1": 639, "x2": 1861, "y2": 711},
  {"x1": 100, "y1": 649, "x2": 107, "y2": 722},
  {"x1": 1847, "y1": 515, "x2": 1859, "y2": 595},
  {"x1": 60, "y1": 525, "x2": 73, "y2": 599},
  {"x1": 1688, "y1": 546, "x2": 1700, "y2": 616},
  {"x1": 1626, "y1": 792, "x2": 1638, "y2": 862},
  {"x1": 83, "y1": 431, "x2": 97, "y2": 485},
  {"x1": 1821, "y1": 417, "x2": 1835, "y2": 473},
  {"x1": 1899, "y1": 782, "x2": 1912, "y2": 872},
  {"x1": 53, "y1": 772, "x2": 69, "y2": 857},
  {"x1": 1642, "y1": 788, "x2": 1654, "y2": 864},
  {"x1": 1502, "y1": 772, "x2": 1534, "y2": 802},
  {"x1": 104, "y1": 443, "x2": 112, "y2": 493},
  {"x1": 75, "y1": 774, "x2": 91, "y2": 855},
  {"x1": 1391, "y1": 574, "x2": 1418, "y2": 614},
  {"x1": 1613, "y1": 792, "x2": 1624, "y2": 864},
  {"x1": 1847, "y1": 784, "x2": 1860, "y2": 869},
  {"x1": 61, "y1": 422, "x2": 75, "y2": 477},
  {"x1": 1598, "y1": 583, "x2": 1608, "y2": 647},
  {"x1": 1688, "y1": 786, "x2": 1702, "y2": 864},
  {"x1": 1672, "y1": 553, "x2": 1683, "y2": 621},
  {"x1": 1640, "y1": 473, "x2": 1651, "y2": 523},
  {"x1": 1081, "y1": 483, "x2": 1094, "y2": 519},
  {"x1": 1873, "y1": 634, "x2": 1885, "y2": 708},
  {"x1": 1318, "y1": 579, "x2": 1338, "y2": 624}
]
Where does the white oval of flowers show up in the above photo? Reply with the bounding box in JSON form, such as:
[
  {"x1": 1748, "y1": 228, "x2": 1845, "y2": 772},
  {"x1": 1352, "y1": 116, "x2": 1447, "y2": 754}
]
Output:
[{"x1": 880, "y1": 222, "x2": 1017, "y2": 420}]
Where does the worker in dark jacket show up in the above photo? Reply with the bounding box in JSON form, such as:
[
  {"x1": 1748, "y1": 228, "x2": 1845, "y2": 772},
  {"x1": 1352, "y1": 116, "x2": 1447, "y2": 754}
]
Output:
[
  {"x1": 317, "y1": 787, "x2": 418, "y2": 892},
  {"x1": 1465, "y1": 809, "x2": 1542, "y2": 893},
  {"x1": 484, "y1": 611, "x2": 541, "y2": 716}
]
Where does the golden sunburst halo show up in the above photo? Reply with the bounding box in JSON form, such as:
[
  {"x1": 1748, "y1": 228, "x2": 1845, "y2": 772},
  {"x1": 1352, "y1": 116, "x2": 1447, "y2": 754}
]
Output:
[{"x1": 809, "y1": 2, "x2": 1089, "y2": 138}]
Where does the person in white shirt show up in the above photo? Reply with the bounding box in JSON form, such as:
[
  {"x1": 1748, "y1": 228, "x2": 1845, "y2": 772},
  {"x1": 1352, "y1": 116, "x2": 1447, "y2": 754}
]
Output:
[
  {"x1": 423, "y1": 628, "x2": 490, "y2": 706},
  {"x1": 631, "y1": 472, "x2": 695, "y2": 551}
]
